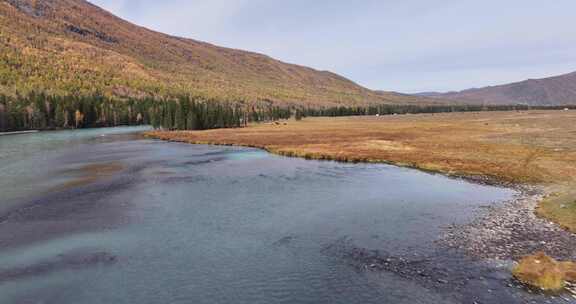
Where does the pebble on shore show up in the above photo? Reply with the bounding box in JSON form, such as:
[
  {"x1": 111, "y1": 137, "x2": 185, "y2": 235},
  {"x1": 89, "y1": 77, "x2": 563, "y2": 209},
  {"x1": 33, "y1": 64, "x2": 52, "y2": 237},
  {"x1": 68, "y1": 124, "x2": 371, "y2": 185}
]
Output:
[{"x1": 440, "y1": 188, "x2": 576, "y2": 262}]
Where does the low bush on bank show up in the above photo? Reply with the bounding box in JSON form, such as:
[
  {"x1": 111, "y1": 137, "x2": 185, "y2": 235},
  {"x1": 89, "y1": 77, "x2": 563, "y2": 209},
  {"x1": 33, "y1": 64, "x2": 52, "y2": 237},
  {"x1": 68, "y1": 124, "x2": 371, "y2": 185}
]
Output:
[{"x1": 513, "y1": 252, "x2": 576, "y2": 292}]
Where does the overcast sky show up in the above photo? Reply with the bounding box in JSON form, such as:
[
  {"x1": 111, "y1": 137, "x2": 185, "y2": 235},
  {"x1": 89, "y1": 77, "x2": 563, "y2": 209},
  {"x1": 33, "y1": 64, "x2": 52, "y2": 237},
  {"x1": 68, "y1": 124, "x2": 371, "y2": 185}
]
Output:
[{"x1": 91, "y1": 0, "x2": 576, "y2": 93}]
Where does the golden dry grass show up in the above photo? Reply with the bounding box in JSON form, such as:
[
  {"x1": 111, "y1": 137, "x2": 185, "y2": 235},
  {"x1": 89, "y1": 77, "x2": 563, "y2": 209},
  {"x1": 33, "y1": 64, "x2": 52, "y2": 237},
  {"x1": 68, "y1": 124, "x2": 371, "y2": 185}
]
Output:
[
  {"x1": 147, "y1": 110, "x2": 576, "y2": 231},
  {"x1": 512, "y1": 252, "x2": 576, "y2": 292}
]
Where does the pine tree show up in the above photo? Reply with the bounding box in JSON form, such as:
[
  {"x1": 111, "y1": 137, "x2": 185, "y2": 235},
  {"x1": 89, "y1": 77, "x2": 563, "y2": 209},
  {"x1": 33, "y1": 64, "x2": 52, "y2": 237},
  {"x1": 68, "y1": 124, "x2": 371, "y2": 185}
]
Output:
[
  {"x1": 54, "y1": 102, "x2": 66, "y2": 128},
  {"x1": 295, "y1": 109, "x2": 303, "y2": 121},
  {"x1": 174, "y1": 102, "x2": 185, "y2": 130}
]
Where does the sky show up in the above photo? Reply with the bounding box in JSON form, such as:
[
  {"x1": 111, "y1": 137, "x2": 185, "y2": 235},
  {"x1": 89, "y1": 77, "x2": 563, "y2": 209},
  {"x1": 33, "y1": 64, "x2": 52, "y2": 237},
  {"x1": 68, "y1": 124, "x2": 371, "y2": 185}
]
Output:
[{"x1": 91, "y1": 0, "x2": 576, "y2": 93}]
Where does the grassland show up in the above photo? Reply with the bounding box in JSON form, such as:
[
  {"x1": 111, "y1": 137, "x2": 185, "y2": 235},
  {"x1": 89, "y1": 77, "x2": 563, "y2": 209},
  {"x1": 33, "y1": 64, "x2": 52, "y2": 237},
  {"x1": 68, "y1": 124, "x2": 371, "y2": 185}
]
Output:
[{"x1": 147, "y1": 110, "x2": 576, "y2": 232}]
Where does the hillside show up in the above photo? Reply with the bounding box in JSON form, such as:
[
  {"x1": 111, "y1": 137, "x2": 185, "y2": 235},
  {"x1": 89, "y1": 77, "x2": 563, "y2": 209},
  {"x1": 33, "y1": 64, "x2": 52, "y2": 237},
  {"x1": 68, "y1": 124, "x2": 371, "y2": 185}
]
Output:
[
  {"x1": 0, "y1": 0, "x2": 435, "y2": 106},
  {"x1": 420, "y1": 72, "x2": 576, "y2": 106}
]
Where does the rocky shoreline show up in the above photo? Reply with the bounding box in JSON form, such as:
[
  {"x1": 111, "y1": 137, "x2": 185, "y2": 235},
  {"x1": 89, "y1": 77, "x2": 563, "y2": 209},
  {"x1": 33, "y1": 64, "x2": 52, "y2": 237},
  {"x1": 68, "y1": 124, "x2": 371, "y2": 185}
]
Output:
[
  {"x1": 439, "y1": 187, "x2": 576, "y2": 261},
  {"x1": 323, "y1": 186, "x2": 576, "y2": 302},
  {"x1": 323, "y1": 235, "x2": 571, "y2": 303}
]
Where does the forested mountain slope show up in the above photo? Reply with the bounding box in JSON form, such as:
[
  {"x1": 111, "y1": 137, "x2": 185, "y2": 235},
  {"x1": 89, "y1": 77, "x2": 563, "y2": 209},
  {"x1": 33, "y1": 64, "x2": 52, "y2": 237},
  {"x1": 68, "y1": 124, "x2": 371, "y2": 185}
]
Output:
[{"x1": 0, "y1": 0, "x2": 436, "y2": 106}]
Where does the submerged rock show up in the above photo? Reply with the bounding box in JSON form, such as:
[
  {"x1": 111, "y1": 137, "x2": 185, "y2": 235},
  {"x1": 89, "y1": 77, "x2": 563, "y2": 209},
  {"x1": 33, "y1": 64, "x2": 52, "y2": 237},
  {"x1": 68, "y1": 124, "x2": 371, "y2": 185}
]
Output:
[{"x1": 512, "y1": 252, "x2": 576, "y2": 292}]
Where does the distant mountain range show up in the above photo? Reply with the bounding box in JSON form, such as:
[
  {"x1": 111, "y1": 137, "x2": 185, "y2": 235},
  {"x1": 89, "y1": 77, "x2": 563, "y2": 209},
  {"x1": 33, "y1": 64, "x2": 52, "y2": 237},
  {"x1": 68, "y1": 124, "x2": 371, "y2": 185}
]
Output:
[
  {"x1": 0, "y1": 0, "x2": 439, "y2": 106},
  {"x1": 3, "y1": 0, "x2": 573, "y2": 107},
  {"x1": 417, "y1": 72, "x2": 576, "y2": 105}
]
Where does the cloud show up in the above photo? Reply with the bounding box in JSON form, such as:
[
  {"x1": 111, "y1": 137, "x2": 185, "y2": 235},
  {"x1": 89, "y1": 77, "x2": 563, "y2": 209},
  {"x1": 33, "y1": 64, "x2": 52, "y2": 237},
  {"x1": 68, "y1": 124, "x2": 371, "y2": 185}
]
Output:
[
  {"x1": 92, "y1": 0, "x2": 249, "y2": 40},
  {"x1": 90, "y1": 0, "x2": 576, "y2": 92},
  {"x1": 90, "y1": 0, "x2": 130, "y2": 14}
]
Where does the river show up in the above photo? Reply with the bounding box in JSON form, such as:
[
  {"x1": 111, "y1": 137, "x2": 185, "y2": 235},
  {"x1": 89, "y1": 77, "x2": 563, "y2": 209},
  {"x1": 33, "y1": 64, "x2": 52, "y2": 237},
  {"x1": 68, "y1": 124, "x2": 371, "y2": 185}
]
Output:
[{"x1": 0, "y1": 127, "x2": 563, "y2": 303}]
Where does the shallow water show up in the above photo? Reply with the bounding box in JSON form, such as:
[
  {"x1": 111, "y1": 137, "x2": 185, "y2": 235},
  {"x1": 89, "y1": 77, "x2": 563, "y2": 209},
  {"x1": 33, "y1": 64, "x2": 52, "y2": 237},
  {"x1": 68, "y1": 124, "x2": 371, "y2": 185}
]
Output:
[{"x1": 0, "y1": 128, "x2": 566, "y2": 303}]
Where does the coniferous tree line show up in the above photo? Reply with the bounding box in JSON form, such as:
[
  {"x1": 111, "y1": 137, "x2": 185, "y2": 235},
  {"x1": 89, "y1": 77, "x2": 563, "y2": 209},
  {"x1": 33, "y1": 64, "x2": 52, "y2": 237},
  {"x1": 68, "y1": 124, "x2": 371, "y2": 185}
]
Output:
[
  {"x1": 0, "y1": 92, "x2": 151, "y2": 132},
  {"x1": 1, "y1": 92, "x2": 574, "y2": 132},
  {"x1": 0, "y1": 93, "x2": 292, "y2": 132},
  {"x1": 299, "y1": 104, "x2": 576, "y2": 118},
  {"x1": 147, "y1": 97, "x2": 291, "y2": 130}
]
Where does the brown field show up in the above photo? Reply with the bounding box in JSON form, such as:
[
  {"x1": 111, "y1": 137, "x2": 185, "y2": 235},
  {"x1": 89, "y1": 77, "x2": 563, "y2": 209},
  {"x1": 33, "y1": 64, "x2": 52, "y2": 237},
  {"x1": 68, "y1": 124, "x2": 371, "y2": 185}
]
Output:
[{"x1": 147, "y1": 110, "x2": 576, "y2": 232}]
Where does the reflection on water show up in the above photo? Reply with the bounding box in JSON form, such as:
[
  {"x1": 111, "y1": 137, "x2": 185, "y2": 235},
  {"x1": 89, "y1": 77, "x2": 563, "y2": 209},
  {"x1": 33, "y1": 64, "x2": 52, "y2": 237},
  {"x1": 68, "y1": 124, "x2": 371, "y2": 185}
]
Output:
[
  {"x1": 0, "y1": 126, "x2": 150, "y2": 206},
  {"x1": 0, "y1": 128, "x2": 561, "y2": 303}
]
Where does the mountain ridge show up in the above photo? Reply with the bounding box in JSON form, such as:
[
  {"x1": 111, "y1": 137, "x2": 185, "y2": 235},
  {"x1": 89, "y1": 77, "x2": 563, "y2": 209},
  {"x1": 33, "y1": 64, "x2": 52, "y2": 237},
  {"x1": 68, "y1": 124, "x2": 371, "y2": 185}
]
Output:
[
  {"x1": 418, "y1": 71, "x2": 576, "y2": 105},
  {"x1": 0, "y1": 0, "x2": 438, "y2": 106}
]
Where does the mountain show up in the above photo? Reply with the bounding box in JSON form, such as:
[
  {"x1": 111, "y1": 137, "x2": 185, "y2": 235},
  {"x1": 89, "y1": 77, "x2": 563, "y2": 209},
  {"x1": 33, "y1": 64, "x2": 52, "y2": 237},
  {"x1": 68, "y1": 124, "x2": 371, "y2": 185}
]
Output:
[
  {"x1": 420, "y1": 72, "x2": 576, "y2": 106},
  {"x1": 0, "y1": 0, "x2": 436, "y2": 106}
]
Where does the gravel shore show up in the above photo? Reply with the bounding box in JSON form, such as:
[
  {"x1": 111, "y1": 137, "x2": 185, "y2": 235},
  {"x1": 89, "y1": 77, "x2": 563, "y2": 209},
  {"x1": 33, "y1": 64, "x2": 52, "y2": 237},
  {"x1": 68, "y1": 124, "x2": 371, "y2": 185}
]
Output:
[{"x1": 440, "y1": 187, "x2": 576, "y2": 261}]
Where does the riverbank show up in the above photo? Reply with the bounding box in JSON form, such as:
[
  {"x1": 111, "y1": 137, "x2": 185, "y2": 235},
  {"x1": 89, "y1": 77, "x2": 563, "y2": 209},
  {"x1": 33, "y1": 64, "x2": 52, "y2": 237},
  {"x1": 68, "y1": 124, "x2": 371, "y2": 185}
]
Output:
[
  {"x1": 2, "y1": 131, "x2": 544, "y2": 303},
  {"x1": 0, "y1": 130, "x2": 39, "y2": 136},
  {"x1": 441, "y1": 189, "x2": 576, "y2": 261},
  {"x1": 146, "y1": 110, "x2": 576, "y2": 255}
]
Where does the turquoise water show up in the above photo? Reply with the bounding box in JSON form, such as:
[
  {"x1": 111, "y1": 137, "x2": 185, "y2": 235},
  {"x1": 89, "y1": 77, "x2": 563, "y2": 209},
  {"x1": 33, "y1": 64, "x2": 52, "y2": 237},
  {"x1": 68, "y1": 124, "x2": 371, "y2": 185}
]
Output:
[
  {"x1": 0, "y1": 128, "x2": 558, "y2": 303},
  {"x1": 0, "y1": 126, "x2": 150, "y2": 208}
]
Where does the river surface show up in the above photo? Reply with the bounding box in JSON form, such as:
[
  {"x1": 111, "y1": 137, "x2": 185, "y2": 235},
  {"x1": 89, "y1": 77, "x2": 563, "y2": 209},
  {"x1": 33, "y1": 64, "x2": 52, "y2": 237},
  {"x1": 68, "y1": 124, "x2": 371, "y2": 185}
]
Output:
[{"x1": 0, "y1": 127, "x2": 565, "y2": 303}]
